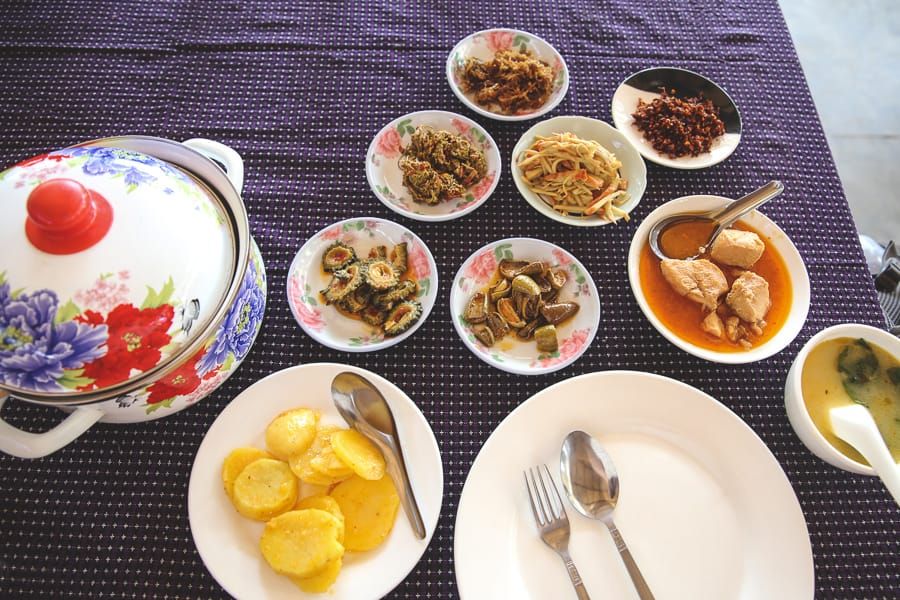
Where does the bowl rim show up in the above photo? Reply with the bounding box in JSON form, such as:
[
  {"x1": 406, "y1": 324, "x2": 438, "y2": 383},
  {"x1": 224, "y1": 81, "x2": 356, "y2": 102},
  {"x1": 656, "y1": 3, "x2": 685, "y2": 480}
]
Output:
[
  {"x1": 627, "y1": 194, "x2": 810, "y2": 363},
  {"x1": 784, "y1": 323, "x2": 899, "y2": 476},
  {"x1": 445, "y1": 28, "x2": 569, "y2": 122},
  {"x1": 449, "y1": 236, "x2": 601, "y2": 375},
  {"x1": 286, "y1": 216, "x2": 439, "y2": 352},
  {"x1": 364, "y1": 109, "x2": 501, "y2": 223},
  {"x1": 611, "y1": 66, "x2": 742, "y2": 170},
  {"x1": 510, "y1": 115, "x2": 647, "y2": 228}
]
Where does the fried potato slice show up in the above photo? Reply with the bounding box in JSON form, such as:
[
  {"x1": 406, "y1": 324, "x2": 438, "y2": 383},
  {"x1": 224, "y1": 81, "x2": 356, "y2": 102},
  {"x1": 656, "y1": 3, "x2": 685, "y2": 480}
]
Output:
[
  {"x1": 330, "y1": 429, "x2": 386, "y2": 480},
  {"x1": 265, "y1": 408, "x2": 320, "y2": 461},
  {"x1": 296, "y1": 494, "x2": 345, "y2": 544},
  {"x1": 260, "y1": 509, "x2": 344, "y2": 578},
  {"x1": 289, "y1": 426, "x2": 352, "y2": 486},
  {"x1": 290, "y1": 556, "x2": 342, "y2": 594},
  {"x1": 232, "y1": 458, "x2": 298, "y2": 521},
  {"x1": 330, "y1": 475, "x2": 400, "y2": 551},
  {"x1": 222, "y1": 447, "x2": 272, "y2": 499}
]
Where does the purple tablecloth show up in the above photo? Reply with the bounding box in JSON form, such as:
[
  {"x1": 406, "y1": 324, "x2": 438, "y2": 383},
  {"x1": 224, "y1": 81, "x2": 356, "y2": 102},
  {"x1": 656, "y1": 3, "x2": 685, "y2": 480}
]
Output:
[{"x1": 1, "y1": 1, "x2": 897, "y2": 597}]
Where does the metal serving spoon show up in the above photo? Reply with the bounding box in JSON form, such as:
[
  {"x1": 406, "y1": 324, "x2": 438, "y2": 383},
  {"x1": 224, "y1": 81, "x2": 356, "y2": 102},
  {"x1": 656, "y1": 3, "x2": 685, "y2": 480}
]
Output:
[
  {"x1": 648, "y1": 180, "x2": 784, "y2": 260},
  {"x1": 560, "y1": 431, "x2": 655, "y2": 600},
  {"x1": 331, "y1": 371, "x2": 427, "y2": 539}
]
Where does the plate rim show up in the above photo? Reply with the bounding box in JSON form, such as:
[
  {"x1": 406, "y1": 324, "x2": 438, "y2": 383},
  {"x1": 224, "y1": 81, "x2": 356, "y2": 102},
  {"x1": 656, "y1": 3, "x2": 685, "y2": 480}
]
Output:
[
  {"x1": 445, "y1": 27, "x2": 570, "y2": 122},
  {"x1": 188, "y1": 362, "x2": 444, "y2": 600},
  {"x1": 510, "y1": 115, "x2": 647, "y2": 227},
  {"x1": 452, "y1": 369, "x2": 815, "y2": 599},
  {"x1": 611, "y1": 66, "x2": 742, "y2": 170},
  {"x1": 364, "y1": 109, "x2": 502, "y2": 222},
  {"x1": 449, "y1": 236, "x2": 601, "y2": 375},
  {"x1": 286, "y1": 216, "x2": 440, "y2": 352}
]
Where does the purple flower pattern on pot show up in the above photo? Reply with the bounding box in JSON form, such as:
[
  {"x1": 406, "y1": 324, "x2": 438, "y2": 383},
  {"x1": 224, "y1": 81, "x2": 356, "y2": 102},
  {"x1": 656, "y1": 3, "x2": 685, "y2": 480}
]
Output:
[
  {"x1": 197, "y1": 255, "x2": 265, "y2": 376},
  {"x1": 0, "y1": 281, "x2": 108, "y2": 391}
]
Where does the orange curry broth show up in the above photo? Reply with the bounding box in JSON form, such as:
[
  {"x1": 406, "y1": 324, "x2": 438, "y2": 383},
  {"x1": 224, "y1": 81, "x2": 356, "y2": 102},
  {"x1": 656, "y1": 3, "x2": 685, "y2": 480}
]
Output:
[{"x1": 638, "y1": 220, "x2": 792, "y2": 352}]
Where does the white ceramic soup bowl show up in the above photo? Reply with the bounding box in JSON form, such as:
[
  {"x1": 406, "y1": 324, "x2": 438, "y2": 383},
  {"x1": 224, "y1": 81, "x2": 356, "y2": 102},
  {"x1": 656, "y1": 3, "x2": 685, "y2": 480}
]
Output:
[
  {"x1": 784, "y1": 323, "x2": 899, "y2": 476},
  {"x1": 627, "y1": 194, "x2": 810, "y2": 363}
]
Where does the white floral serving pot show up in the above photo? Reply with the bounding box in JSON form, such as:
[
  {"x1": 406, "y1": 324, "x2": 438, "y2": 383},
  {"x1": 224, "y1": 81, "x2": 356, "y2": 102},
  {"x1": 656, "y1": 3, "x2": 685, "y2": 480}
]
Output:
[{"x1": 0, "y1": 136, "x2": 266, "y2": 458}]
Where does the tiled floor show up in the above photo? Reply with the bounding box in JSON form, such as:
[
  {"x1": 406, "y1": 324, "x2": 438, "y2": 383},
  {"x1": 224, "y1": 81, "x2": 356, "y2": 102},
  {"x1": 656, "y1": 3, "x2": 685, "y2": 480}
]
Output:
[{"x1": 781, "y1": 0, "x2": 900, "y2": 245}]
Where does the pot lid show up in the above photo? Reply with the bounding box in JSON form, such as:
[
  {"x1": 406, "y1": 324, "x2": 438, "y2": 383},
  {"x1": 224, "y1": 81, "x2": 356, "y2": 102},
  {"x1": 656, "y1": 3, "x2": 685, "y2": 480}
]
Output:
[{"x1": 0, "y1": 145, "x2": 235, "y2": 397}]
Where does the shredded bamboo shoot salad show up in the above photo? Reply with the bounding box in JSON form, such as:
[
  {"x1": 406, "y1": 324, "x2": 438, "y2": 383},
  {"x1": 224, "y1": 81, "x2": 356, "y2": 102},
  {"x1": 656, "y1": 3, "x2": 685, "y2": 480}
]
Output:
[{"x1": 517, "y1": 132, "x2": 630, "y2": 221}]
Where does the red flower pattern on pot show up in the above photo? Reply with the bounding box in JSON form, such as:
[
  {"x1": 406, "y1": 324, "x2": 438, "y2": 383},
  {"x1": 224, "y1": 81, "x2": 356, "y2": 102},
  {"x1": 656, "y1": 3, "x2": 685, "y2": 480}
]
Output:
[
  {"x1": 485, "y1": 30, "x2": 514, "y2": 52},
  {"x1": 76, "y1": 303, "x2": 175, "y2": 389},
  {"x1": 465, "y1": 248, "x2": 497, "y2": 284},
  {"x1": 146, "y1": 347, "x2": 205, "y2": 405},
  {"x1": 375, "y1": 128, "x2": 402, "y2": 158}
]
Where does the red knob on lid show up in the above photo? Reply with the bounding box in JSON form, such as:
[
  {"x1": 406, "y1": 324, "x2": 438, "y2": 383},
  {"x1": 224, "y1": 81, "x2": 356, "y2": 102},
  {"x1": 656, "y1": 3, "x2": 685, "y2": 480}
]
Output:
[{"x1": 25, "y1": 178, "x2": 113, "y2": 254}]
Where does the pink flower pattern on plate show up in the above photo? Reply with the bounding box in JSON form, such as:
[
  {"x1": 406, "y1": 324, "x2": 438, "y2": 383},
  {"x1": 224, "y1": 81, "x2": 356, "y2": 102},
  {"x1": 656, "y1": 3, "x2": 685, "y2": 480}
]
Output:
[
  {"x1": 451, "y1": 117, "x2": 471, "y2": 135},
  {"x1": 485, "y1": 30, "x2": 514, "y2": 52},
  {"x1": 74, "y1": 271, "x2": 131, "y2": 314},
  {"x1": 321, "y1": 225, "x2": 343, "y2": 241},
  {"x1": 552, "y1": 248, "x2": 573, "y2": 267},
  {"x1": 375, "y1": 128, "x2": 402, "y2": 158},
  {"x1": 469, "y1": 172, "x2": 495, "y2": 201},
  {"x1": 406, "y1": 242, "x2": 431, "y2": 279},
  {"x1": 289, "y1": 275, "x2": 325, "y2": 331},
  {"x1": 530, "y1": 328, "x2": 590, "y2": 368},
  {"x1": 464, "y1": 248, "x2": 497, "y2": 284}
]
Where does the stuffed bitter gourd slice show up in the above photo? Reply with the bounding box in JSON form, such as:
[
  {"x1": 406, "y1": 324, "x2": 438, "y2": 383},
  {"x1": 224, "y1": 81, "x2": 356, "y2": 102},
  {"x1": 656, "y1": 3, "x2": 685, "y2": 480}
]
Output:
[
  {"x1": 373, "y1": 280, "x2": 417, "y2": 308},
  {"x1": 383, "y1": 300, "x2": 422, "y2": 336},
  {"x1": 365, "y1": 259, "x2": 400, "y2": 291},
  {"x1": 322, "y1": 242, "x2": 357, "y2": 272},
  {"x1": 390, "y1": 243, "x2": 408, "y2": 274},
  {"x1": 322, "y1": 262, "x2": 366, "y2": 304}
]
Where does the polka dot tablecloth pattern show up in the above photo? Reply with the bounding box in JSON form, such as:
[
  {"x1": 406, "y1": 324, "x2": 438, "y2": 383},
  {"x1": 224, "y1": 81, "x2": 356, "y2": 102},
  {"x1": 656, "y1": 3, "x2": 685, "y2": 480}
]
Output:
[{"x1": 0, "y1": 1, "x2": 897, "y2": 598}]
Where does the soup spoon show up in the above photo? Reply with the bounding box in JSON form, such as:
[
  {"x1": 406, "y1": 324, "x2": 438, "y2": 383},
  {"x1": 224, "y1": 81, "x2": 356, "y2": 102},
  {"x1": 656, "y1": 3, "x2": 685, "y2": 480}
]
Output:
[
  {"x1": 829, "y1": 404, "x2": 900, "y2": 507},
  {"x1": 649, "y1": 180, "x2": 784, "y2": 260},
  {"x1": 331, "y1": 371, "x2": 427, "y2": 539},
  {"x1": 560, "y1": 430, "x2": 656, "y2": 599}
]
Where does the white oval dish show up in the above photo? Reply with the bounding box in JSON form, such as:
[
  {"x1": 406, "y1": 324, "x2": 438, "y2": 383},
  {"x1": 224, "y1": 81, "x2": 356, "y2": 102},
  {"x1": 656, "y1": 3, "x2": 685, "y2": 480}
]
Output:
[
  {"x1": 454, "y1": 370, "x2": 814, "y2": 599},
  {"x1": 365, "y1": 110, "x2": 501, "y2": 222},
  {"x1": 627, "y1": 195, "x2": 810, "y2": 364},
  {"x1": 287, "y1": 217, "x2": 438, "y2": 352},
  {"x1": 450, "y1": 238, "x2": 600, "y2": 375},
  {"x1": 511, "y1": 116, "x2": 647, "y2": 227},
  {"x1": 785, "y1": 322, "x2": 900, "y2": 476},
  {"x1": 611, "y1": 67, "x2": 742, "y2": 170},
  {"x1": 188, "y1": 362, "x2": 444, "y2": 600},
  {"x1": 446, "y1": 28, "x2": 569, "y2": 122}
]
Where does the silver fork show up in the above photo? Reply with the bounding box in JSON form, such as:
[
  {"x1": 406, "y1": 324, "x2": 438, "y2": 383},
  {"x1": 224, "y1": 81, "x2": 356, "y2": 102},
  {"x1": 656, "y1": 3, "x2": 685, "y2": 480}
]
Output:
[{"x1": 524, "y1": 465, "x2": 592, "y2": 600}]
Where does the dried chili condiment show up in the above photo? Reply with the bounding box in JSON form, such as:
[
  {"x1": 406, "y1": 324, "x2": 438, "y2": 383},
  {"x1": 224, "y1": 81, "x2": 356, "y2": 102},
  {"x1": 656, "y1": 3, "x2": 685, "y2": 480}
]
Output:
[{"x1": 631, "y1": 88, "x2": 726, "y2": 158}]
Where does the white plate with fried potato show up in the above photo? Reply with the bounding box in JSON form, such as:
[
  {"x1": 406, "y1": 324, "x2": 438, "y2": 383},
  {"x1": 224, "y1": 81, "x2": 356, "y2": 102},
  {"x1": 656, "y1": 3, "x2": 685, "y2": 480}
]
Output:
[{"x1": 188, "y1": 363, "x2": 443, "y2": 599}]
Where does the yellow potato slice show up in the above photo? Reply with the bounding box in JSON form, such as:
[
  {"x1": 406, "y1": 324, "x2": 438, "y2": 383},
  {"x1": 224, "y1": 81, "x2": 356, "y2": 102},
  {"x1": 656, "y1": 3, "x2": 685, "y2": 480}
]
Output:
[
  {"x1": 221, "y1": 447, "x2": 272, "y2": 499},
  {"x1": 289, "y1": 426, "x2": 352, "y2": 486},
  {"x1": 260, "y1": 509, "x2": 344, "y2": 578},
  {"x1": 265, "y1": 408, "x2": 320, "y2": 461},
  {"x1": 296, "y1": 494, "x2": 345, "y2": 544},
  {"x1": 330, "y1": 475, "x2": 400, "y2": 551},
  {"x1": 330, "y1": 429, "x2": 386, "y2": 480},
  {"x1": 290, "y1": 557, "x2": 342, "y2": 594},
  {"x1": 232, "y1": 458, "x2": 298, "y2": 521}
]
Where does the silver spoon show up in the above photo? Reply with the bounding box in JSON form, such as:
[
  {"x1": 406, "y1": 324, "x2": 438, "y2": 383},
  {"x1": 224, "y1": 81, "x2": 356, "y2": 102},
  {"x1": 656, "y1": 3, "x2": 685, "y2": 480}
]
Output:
[
  {"x1": 648, "y1": 180, "x2": 784, "y2": 260},
  {"x1": 560, "y1": 430, "x2": 655, "y2": 600},
  {"x1": 331, "y1": 371, "x2": 427, "y2": 539}
]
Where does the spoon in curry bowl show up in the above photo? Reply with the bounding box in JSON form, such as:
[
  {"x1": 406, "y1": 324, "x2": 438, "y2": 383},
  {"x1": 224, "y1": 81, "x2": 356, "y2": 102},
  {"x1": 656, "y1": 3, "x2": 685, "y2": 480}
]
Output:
[
  {"x1": 648, "y1": 180, "x2": 784, "y2": 261},
  {"x1": 331, "y1": 371, "x2": 427, "y2": 539}
]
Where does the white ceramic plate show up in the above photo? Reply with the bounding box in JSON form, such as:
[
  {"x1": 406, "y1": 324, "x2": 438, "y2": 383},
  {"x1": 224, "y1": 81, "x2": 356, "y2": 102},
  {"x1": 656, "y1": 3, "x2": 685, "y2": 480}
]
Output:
[
  {"x1": 287, "y1": 217, "x2": 439, "y2": 352},
  {"x1": 511, "y1": 116, "x2": 647, "y2": 227},
  {"x1": 450, "y1": 238, "x2": 600, "y2": 375},
  {"x1": 365, "y1": 110, "x2": 501, "y2": 222},
  {"x1": 446, "y1": 28, "x2": 569, "y2": 122},
  {"x1": 611, "y1": 67, "x2": 742, "y2": 170},
  {"x1": 454, "y1": 370, "x2": 814, "y2": 600},
  {"x1": 189, "y1": 363, "x2": 443, "y2": 600},
  {"x1": 627, "y1": 195, "x2": 810, "y2": 363}
]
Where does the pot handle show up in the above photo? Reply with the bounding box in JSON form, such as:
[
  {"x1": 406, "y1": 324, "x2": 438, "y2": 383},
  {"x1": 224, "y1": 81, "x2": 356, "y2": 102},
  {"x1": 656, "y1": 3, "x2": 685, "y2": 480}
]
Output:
[
  {"x1": 0, "y1": 393, "x2": 104, "y2": 459},
  {"x1": 182, "y1": 138, "x2": 245, "y2": 195}
]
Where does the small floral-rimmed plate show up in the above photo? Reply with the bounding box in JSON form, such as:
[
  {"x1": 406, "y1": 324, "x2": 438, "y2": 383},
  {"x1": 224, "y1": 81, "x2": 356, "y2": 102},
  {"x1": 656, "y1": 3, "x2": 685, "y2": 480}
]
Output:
[
  {"x1": 611, "y1": 67, "x2": 742, "y2": 170},
  {"x1": 446, "y1": 29, "x2": 569, "y2": 121},
  {"x1": 365, "y1": 110, "x2": 501, "y2": 222},
  {"x1": 450, "y1": 238, "x2": 600, "y2": 375},
  {"x1": 511, "y1": 116, "x2": 647, "y2": 227},
  {"x1": 287, "y1": 217, "x2": 439, "y2": 352}
]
